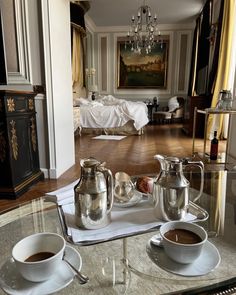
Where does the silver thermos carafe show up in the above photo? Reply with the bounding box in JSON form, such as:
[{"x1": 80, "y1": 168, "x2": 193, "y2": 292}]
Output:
[
  {"x1": 74, "y1": 157, "x2": 114, "y2": 230},
  {"x1": 153, "y1": 155, "x2": 204, "y2": 221}
]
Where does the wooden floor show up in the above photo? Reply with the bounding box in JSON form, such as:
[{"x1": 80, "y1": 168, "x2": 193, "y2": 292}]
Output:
[{"x1": 0, "y1": 123, "x2": 226, "y2": 213}]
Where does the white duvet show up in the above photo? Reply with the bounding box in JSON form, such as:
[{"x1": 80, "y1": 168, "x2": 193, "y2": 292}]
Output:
[{"x1": 78, "y1": 95, "x2": 148, "y2": 130}]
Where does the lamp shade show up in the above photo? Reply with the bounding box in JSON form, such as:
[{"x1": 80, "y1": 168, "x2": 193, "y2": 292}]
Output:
[{"x1": 89, "y1": 85, "x2": 98, "y2": 92}]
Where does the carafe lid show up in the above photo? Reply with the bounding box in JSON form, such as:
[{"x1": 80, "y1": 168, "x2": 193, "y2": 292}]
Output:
[
  {"x1": 165, "y1": 157, "x2": 183, "y2": 172},
  {"x1": 80, "y1": 157, "x2": 101, "y2": 168},
  {"x1": 154, "y1": 155, "x2": 183, "y2": 172}
]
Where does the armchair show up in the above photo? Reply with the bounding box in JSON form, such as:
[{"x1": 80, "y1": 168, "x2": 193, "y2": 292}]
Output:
[{"x1": 153, "y1": 97, "x2": 185, "y2": 124}]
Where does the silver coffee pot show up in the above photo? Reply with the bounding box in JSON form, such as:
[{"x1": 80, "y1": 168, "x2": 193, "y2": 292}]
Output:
[
  {"x1": 153, "y1": 155, "x2": 204, "y2": 221},
  {"x1": 74, "y1": 157, "x2": 114, "y2": 230},
  {"x1": 216, "y1": 89, "x2": 233, "y2": 110}
]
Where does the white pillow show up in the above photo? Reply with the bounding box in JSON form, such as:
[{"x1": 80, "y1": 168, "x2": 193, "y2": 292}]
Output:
[
  {"x1": 101, "y1": 95, "x2": 124, "y2": 106},
  {"x1": 168, "y1": 96, "x2": 179, "y2": 112},
  {"x1": 74, "y1": 97, "x2": 90, "y2": 106},
  {"x1": 90, "y1": 101, "x2": 104, "y2": 107}
]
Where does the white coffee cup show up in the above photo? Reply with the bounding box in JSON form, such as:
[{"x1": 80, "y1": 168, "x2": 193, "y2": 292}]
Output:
[
  {"x1": 12, "y1": 232, "x2": 66, "y2": 282},
  {"x1": 159, "y1": 221, "x2": 207, "y2": 264}
]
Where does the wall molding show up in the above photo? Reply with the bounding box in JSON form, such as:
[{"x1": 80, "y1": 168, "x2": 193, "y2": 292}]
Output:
[
  {"x1": 85, "y1": 27, "x2": 96, "y2": 87},
  {"x1": 85, "y1": 14, "x2": 96, "y2": 33},
  {"x1": 89, "y1": 23, "x2": 195, "y2": 33},
  {"x1": 98, "y1": 33, "x2": 110, "y2": 94},
  {"x1": 174, "y1": 30, "x2": 193, "y2": 95},
  {"x1": 87, "y1": 21, "x2": 194, "y2": 102},
  {"x1": 40, "y1": 0, "x2": 56, "y2": 178},
  {"x1": 7, "y1": 0, "x2": 32, "y2": 85},
  {"x1": 40, "y1": 0, "x2": 75, "y2": 179},
  {"x1": 40, "y1": 168, "x2": 49, "y2": 179},
  {"x1": 112, "y1": 31, "x2": 173, "y2": 96}
]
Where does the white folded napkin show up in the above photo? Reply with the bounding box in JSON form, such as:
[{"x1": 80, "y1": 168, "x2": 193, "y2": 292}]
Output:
[
  {"x1": 61, "y1": 201, "x2": 196, "y2": 244},
  {"x1": 45, "y1": 180, "x2": 197, "y2": 244},
  {"x1": 45, "y1": 179, "x2": 79, "y2": 205},
  {"x1": 62, "y1": 200, "x2": 162, "y2": 243}
]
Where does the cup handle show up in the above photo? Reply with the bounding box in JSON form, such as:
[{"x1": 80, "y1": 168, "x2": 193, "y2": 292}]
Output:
[{"x1": 150, "y1": 233, "x2": 163, "y2": 247}]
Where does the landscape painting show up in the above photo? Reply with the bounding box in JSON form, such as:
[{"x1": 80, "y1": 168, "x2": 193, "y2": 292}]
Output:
[{"x1": 117, "y1": 40, "x2": 169, "y2": 89}]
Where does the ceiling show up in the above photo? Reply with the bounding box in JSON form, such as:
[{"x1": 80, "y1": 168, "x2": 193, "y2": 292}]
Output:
[{"x1": 84, "y1": 0, "x2": 207, "y2": 27}]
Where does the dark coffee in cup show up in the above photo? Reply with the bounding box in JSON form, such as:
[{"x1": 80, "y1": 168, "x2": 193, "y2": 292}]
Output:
[
  {"x1": 164, "y1": 229, "x2": 202, "y2": 244},
  {"x1": 25, "y1": 252, "x2": 54, "y2": 262}
]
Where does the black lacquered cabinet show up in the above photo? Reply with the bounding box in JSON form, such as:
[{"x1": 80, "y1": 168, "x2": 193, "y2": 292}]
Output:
[{"x1": 0, "y1": 90, "x2": 44, "y2": 199}]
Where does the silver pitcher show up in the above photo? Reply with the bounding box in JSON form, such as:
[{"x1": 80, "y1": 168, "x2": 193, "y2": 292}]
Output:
[
  {"x1": 74, "y1": 157, "x2": 114, "y2": 230},
  {"x1": 216, "y1": 89, "x2": 233, "y2": 110},
  {"x1": 153, "y1": 155, "x2": 204, "y2": 221},
  {"x1": 114, "y1": 172, "x2": 135, "y2": 203}
]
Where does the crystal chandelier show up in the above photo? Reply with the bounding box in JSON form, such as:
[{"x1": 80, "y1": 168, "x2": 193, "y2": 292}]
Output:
[{"x1": 127, "y1": 1, "x2": 160, "y2": 54}]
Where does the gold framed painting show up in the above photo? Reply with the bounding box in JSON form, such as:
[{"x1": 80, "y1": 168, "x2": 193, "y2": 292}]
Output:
[{"x1": 117, "y1": 40, "x2": 169, "y2": 89}]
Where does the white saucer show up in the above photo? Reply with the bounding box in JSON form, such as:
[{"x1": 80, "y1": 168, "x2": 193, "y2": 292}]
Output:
[
  {"x1": 0, "y1": 245, "x2": 82, "y2": 295},
  {"x1": 147, "y1": 239, "x2": 221, "y2": 277},
  {"x1": 114, "y1": 190, "x2": 142, "y2": 208}
]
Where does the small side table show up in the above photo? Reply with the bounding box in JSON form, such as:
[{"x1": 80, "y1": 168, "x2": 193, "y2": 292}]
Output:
[
  {"x1": 145, "y1": 103, "x2": 159, "y2": 123},
  {"x1": 192, "y1": 107, "x2": 236, "y2": 168}
]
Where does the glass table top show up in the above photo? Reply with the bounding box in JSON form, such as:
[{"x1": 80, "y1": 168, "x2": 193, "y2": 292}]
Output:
[{"x1": 0, "y1": 170, "x2": 236, "y2": 294}]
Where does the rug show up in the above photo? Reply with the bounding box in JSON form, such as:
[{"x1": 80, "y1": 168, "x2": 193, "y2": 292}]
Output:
[{"x1": 92, "y1": 135, "x2": 127, "y2": 140}]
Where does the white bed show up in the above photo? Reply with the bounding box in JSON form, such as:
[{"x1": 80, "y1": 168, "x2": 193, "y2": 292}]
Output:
[{"x1": 73, "y1": 95, "x2": 149, "y2": 135}]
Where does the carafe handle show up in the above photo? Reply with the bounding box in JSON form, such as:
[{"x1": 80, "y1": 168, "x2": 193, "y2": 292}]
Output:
[
  {"x1": 98, "y1": 166, "x2": 114, "y2": 213},
  {"x1": 184, "y1": 159, "x2": 204, "y2": 203}
]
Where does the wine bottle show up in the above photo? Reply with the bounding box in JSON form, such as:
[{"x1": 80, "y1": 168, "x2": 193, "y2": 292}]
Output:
[{"x1": 210, "y1": 131, "x2": 218, "y2": 160}]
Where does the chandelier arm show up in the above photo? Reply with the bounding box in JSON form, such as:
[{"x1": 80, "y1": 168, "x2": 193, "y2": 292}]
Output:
[{"x1": 127, "y1": 2, "x2": 160, "y2": 54}]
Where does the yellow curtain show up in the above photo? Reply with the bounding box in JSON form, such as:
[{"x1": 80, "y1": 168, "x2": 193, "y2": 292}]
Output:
[
  {"x1": 72, "y1": 28, "x2": 84, "y2": 88},
  {"x1": 207, "y1": 0, "x2": 236, "y2": 139}
]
